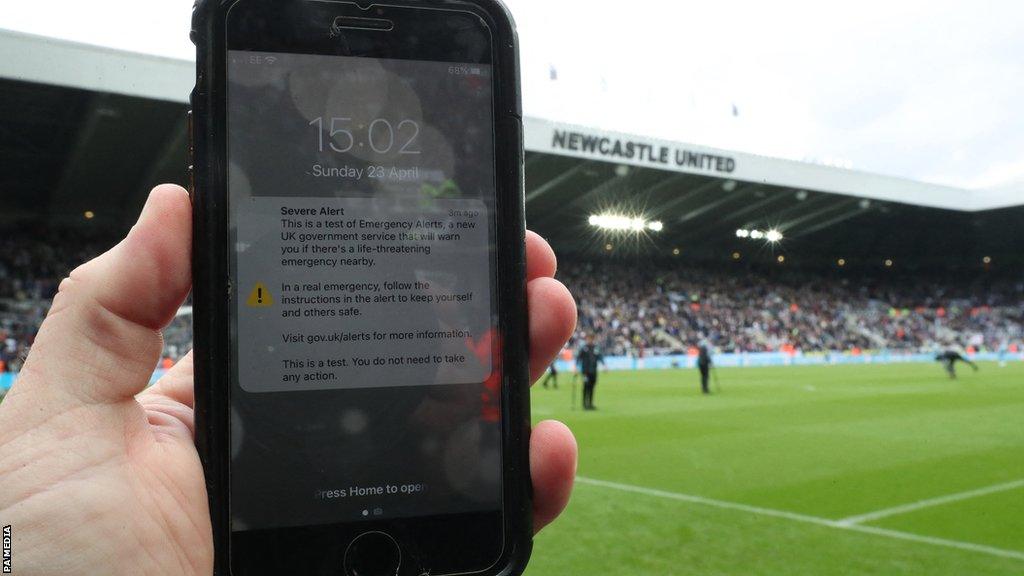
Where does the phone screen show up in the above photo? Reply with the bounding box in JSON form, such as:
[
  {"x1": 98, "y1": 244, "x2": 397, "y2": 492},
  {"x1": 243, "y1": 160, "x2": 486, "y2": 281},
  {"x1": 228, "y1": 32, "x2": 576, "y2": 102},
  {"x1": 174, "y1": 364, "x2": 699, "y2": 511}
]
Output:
[{"x1": 226, "y1": 48, "x2": 500, "y2": 531}]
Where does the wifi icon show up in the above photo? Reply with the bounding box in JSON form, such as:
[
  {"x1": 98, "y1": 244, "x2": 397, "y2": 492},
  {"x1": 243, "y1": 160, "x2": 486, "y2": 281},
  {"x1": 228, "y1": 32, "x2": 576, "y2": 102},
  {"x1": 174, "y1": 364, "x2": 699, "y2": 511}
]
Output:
[{"x1": 264, "y1": 56, "x2": 278, "y2": 65}]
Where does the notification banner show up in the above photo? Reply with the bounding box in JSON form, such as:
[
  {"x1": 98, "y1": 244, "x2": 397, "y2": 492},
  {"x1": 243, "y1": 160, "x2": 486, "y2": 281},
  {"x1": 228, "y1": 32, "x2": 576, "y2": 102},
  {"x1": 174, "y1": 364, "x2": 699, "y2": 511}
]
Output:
[{"x1": 235, "y1": 197, "x2": 492, "y2": 392}]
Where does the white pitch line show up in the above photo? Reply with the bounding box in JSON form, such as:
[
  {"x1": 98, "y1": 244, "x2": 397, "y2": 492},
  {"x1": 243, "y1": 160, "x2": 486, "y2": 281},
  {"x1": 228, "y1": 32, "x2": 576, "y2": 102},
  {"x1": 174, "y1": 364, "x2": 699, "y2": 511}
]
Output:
[
  {"x1": 836, "y1": 479, "x2": 1024, "y2": 527},
  {"x1": 575, "y1": 476, "x2": 835, "y2": 526},
  {"x1": 575, "y1": 476, "x2": 1024, "y2": 562}
]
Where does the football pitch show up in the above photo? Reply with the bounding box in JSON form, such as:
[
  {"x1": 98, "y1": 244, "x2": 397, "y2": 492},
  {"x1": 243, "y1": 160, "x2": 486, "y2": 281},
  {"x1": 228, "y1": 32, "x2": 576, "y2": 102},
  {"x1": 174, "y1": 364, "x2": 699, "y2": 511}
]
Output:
[{"x1": 528, "y1": 362, "x2": 1024, "y2": 576}]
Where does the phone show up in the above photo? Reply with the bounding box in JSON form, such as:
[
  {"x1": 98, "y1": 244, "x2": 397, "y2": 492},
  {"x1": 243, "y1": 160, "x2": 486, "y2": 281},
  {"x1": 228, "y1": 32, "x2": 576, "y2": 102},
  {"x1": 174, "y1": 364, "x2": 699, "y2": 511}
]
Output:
[{"x1": 189, "y1": 1, "x2": 530, "y2": 574}]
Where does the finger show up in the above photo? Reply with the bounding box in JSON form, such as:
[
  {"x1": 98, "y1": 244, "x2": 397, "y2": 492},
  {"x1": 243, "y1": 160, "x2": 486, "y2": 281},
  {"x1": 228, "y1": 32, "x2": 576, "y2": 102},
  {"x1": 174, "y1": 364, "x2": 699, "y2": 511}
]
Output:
[
  {"x1": 531, "y1": 420, "x2": 577, "y2": 533},
  {"x1": 15, "y1": 185, "x2": 192, "y2": 409},
  {"x1": 143, "y1": 350, "x2": 195, "y2": 408},
  {"x1": 138, "y1": 351, "x2": 197, "y2": 440},
  {"x1": 528, "y1": 277, "x2": 577, "y2": 383},
  {"x1": 526, "y1": 230, "x2": 557, "y2": 281}
]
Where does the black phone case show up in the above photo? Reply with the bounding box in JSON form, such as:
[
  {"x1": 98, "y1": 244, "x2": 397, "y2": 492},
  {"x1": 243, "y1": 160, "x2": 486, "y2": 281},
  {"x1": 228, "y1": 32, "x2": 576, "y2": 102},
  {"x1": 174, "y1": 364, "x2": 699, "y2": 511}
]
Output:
[{"x1": 189, "y1": 1, "x2": 530, "y2": 574}]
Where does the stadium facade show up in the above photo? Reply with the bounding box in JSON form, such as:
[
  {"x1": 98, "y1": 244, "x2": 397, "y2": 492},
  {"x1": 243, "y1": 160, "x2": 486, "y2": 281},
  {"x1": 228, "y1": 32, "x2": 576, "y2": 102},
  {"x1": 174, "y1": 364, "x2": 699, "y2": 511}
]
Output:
[{"x1": 1, "y1": 29, "x2": 1022, "y2": 383}]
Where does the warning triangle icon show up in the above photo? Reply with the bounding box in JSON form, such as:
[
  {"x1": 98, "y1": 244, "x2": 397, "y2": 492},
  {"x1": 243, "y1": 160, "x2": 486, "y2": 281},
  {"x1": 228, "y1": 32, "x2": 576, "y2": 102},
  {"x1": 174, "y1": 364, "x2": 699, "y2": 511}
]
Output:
[{"x1": 246, "y1": 282, "x2": 274, "y2": 308}]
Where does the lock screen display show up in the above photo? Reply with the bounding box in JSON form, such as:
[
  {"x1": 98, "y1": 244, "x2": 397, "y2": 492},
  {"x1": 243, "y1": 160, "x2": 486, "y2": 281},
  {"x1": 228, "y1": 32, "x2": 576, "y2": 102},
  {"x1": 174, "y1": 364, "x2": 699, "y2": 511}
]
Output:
[{"x1": 227, "y1": 49, "x2": 501, "y2": 531}]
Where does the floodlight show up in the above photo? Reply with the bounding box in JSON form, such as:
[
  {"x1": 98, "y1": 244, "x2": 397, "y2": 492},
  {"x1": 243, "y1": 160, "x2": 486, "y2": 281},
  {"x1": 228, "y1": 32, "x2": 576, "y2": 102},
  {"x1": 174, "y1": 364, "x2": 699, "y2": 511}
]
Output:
[
  {"x1": 765, "y1": 229, "x2": 784, "y2": 243},
  {"x1": 588, "y1": 214, "x2": 640, "y2": 231},
  {"x1": 750, "y1": 230, "x2": 765, "y2": 240},
  {"x1": 736, "y1": 229, "x2": 750, "y2": 238},
  {"x1": 588, "y1": 213, "x2": 663, "y2": 233}
]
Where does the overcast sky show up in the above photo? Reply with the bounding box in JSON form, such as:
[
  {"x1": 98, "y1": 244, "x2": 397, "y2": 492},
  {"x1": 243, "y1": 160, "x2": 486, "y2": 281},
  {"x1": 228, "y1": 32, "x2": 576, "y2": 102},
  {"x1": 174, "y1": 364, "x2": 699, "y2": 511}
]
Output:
[{"x1": 4, "y1": 0, "x2": 1023, "y2": 191}]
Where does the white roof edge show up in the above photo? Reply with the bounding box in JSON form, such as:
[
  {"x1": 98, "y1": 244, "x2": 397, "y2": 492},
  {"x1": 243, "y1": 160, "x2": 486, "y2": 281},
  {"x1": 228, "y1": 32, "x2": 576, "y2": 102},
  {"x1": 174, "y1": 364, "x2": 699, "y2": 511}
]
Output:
[
  {"x1": 971, "y1": 186, "x2": 1024, "y2": 212},
  {"x1": 2, "y1": 28, "x2": 1019, "y2": 213},
  {"x1": 0, "y1": 28, "x2": 194, "y2": 104},
  {"x1": 523, "y1": 117, "x2": 1019, "y2": 212}
]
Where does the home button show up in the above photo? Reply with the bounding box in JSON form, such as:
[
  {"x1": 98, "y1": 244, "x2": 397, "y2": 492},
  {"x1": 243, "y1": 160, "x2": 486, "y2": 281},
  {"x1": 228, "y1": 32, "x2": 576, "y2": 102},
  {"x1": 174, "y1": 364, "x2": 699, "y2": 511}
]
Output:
[{"x1": 344, "y1": 531, "x2": 402, "y2": 576}]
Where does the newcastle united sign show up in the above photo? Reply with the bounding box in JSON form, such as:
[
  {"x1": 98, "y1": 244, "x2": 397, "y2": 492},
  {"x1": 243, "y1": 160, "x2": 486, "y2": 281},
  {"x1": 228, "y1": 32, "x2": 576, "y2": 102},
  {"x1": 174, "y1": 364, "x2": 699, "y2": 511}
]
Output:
[{"x1": 549, "y1": 129, "x2": 736, "y2": 175}]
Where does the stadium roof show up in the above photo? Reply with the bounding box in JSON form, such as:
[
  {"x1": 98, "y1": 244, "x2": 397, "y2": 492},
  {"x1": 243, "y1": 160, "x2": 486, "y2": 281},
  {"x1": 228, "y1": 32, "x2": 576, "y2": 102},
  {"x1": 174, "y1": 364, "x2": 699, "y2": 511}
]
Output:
[
  {"x1": 3, "y1": 29, "x2": 1019, "y2": 213},
  {"x1": 2, "y1": 29, "x2": 1022, "y2": 269}
]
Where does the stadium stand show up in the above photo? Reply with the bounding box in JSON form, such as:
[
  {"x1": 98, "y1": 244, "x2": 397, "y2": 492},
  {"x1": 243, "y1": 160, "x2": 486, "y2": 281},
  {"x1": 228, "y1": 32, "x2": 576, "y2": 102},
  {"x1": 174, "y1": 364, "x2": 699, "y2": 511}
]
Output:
[
  {"x1": 2, "y1": 228, "x2": 1020, "y2": 373},
  {"x1": 562, "y1": 260, "x2": 1023, "y2": 357}
]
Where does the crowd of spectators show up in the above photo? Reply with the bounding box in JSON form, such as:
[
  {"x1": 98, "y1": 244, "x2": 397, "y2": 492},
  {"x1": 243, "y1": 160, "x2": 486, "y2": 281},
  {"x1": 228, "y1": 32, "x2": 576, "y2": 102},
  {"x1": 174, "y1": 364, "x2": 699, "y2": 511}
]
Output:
[
  {"x1": 2, "y1": 229, "x2": 1022, "y2": 372},
  {"x1": 561, "y1": 260, "x2": 1024, "y2": 357}
]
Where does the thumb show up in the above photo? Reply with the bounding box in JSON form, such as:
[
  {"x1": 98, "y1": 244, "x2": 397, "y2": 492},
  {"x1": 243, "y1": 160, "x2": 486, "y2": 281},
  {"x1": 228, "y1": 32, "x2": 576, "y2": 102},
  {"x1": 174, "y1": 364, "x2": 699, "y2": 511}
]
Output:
[{"x1": 9, "y1": 185, "x2": 192, "y2": 413}]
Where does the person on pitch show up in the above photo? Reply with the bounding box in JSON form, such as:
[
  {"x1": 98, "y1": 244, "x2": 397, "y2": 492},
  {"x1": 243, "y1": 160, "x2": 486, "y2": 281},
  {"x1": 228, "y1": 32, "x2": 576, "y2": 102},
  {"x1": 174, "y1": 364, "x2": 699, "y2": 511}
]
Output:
[
  {"x1": 576, "y1": 334, "x2": 605, "y2": 410},
  {"x1": 541, "y1": 361, "x2": 559, "y2": 389},
  {"x1": 697, "y1": 344, "x2": 713, "y2": 394},
  {"x1": 935, "y1": 347, "x2": 978, "y2": 379}
]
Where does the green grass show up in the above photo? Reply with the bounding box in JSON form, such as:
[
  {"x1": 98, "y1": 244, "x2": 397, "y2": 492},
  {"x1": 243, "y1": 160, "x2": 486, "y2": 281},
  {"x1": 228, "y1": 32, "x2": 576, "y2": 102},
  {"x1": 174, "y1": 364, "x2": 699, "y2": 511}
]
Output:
[{"x1": 528, "y1": 362, "x2": 1024, "y2": 575}]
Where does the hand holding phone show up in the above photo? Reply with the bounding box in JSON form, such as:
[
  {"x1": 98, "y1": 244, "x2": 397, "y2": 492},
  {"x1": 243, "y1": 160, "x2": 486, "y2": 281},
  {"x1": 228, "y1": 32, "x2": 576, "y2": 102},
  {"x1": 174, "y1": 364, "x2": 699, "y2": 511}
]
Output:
[{"x1": 0, "y1": 184, "x2": 577, "y2": 575}]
